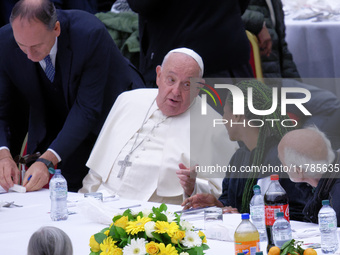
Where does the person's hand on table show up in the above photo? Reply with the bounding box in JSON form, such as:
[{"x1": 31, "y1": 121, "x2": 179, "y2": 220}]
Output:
[
  {"x1": 222, "y1": 206, "x2": 239, "y2": 214},
  {"x1": 257, "y1": 25, "x2": 272, "y2": 57},
  {"x1": 23, "y1": 161, "x2": 50, "y2": 191},
  {"x1": 176, "y1": 163, "x2": 197, "y2": 197},
  {"x1": 0, "y1": 150, "x2": 20, "y2": 191},
  {"x1": 23, "y1": 151, "x2": 58, "y2": 192},
  {"x1": 182, "y1": 193, "x2": 224, "y2": 210}
]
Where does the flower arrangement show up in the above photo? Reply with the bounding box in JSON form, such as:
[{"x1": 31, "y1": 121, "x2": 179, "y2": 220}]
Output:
[{"x1": 89, "y1": 203, "x2": 209, "y2": 255}]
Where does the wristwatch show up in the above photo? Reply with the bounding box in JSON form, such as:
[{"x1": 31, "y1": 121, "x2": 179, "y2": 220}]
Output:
[{"x1": 36, "y1": 158, "x2": 55, "y2": 174}]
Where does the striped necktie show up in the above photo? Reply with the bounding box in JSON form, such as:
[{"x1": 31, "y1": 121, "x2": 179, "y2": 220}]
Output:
[{"x1": 44, "y1": 55, "x2": 55, "y2": 82}]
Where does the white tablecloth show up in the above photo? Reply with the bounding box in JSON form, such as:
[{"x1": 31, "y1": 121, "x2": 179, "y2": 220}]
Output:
[
  {"x1": 0, "y1": 190, "x2": 232, "y2": 255},
  {"x1": 0, "y1": 189, "x2": 330, "y2": 254},
  {"x1": 284, "y1": 16, "x2": 340, "y2": 98},
  {"x1": 285, "y1": 19, "x2": 340, "y2": 79}
]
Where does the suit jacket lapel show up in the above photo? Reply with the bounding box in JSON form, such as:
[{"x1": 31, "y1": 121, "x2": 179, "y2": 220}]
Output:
[
  {"x1": 55, "y1": 11, "x2": 72, "y2": 109},
  {"x1": 56, "y1": 33, "x2": 72, "y2": 109}
]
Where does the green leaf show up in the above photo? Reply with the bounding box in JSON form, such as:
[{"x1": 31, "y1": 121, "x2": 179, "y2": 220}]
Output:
[
  {"x1": 296, "y1": 245, "x2": 305, "y2": 254},
  {"x1": 154, "y1": 210, "x2": 168, "y2": 221},
  {"x1": 119, "y1": 239, "x2": 128, "y2": 248},
  {"x1": 186, "y1": 246, "x2": 203, "y2": 255},
  {"x1": 162, "y1": 233, "x2": 172, "y2": 245},
  {"x1": 202, "y1": 244, "x2": 210, "y2": 250},
  {"x1": 122, "y1": 209, "x2": 135, "y2": 221},
  {"x1": 151, "y1": 232, "x2": 163, "y2": 243},
  {"x1": 186, "y1": 248, "x2": 197, "y2": 255},
  {"x1": 89, "y1": 251, "x2": 100, "y2": 255},
  {"x1": 99, "y1": 227, "x2": 110, "y2": 234},
  {"x1": 112, "y1": 215, "x2": 122, "y2": 222},
  {"x1": 281, "y1": 239, "x2": 294, "y2": 251},
  {"x1": 159, "y1": 203, "x2": 168, "y2": 212},
  {"x1": 115, "y1": 226, "x2": 127, "y2": 238},
  {"x1": 94, "y1": 233, "x2": 107, "y2": 244}
]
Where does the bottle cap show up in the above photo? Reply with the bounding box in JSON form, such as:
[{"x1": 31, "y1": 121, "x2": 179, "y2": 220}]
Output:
[
  {"x1": 322, "y1": 200, "x2": 330, "y2": 205},
  {"x1": 54, "y1": 169, "x2": 61, "y2": 174},
  {"x1": 255, "y1": 252, "x2": 263, "y2": 255},
  {"x1": 237, "y1": 253, "x2": 245, "y2": 255},
  {"x1": 270, "y1": 174, "x2": 279, "y2": 181},
  {"x1": 253, "y1": 185, "x2": 261, "y2": 191},
  {"x1": 276, "y1": 211, "x2": 284, "y2": 217},
  {"x1": 241, "y1": 213, "x2": 250, "y2": 220}
]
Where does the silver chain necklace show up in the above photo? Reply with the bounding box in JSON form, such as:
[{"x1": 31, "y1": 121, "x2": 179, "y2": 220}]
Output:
[{"x1": 117, "y1": 98, "x2": 168, "y2": 178}]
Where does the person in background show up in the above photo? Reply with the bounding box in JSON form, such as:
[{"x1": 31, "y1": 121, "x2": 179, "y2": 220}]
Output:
[
  {"x1": 80, "y1": 48, "x2": 238, "y2": 204},
  {"x1": 51, "y1": 0, "x2": 98, "y2": 14},
  {"x1": 182, "y1": 80, "x2": 312, "y2": 221},
  {"x1": 0, "y1": 0, "x2": 145, "y2": 192},
  {"x1": 242, "y1": 0, "x2": 299, "y2": 78},
  {"x1": 127, "y1": 0, "x2": 254, "y2": 88},
  {"x1": 27, "y1": 226, "x2": 73, "y2": 255},
  {"x1": 0, "y1": 0, "x2": 17, "y2": 28},
  {"x1": 278, "y1": 126, "x2": 340, "y2": 226}
]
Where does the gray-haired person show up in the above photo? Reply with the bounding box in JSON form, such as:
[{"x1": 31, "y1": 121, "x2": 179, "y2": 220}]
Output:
[
  {"x1": 278, "y1": 126, "x2": 340, "y2": 225},
  {"x1": 27, "y1": 226, "x2": 73, "y2": 255}
]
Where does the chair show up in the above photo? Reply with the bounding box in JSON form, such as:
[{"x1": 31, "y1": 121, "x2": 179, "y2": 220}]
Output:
[
  {"x1": 246, "y1": 31, "x2": 303, "y2": 125},
  {"x1": 246, "y1": 30, "x2": 263, "y2": 81}
]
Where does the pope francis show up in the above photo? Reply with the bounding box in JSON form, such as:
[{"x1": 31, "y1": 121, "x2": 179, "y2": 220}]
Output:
[{"x1": 79, "y1": 48, "x2": 238, "y2": 204}]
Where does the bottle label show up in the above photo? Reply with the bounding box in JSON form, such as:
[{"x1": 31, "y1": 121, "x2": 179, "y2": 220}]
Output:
[
  {"x1": 319, "y1": 218, "x2": 337, "y2": 230},
  {"x1": 250, "y1": 207, "x2": 264, "y2": 217},
  {"x1": 235, "y1": 240, "x2": 259, "y2": 255},
  {"x1": 274, "y1": 231, "x2": 292, "y2": 241},
  {"x1": 265, "y1": 204, "x2": 289, "y2": 225}
]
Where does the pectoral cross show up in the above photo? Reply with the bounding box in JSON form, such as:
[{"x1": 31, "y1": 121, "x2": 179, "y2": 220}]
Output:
[{"x1": 117, "y1": 154, "x2": 132, "y2": 178}]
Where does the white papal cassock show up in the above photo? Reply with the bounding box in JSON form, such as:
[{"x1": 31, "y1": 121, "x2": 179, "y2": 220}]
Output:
[{"x1": 80, "y1": 89, "x2": 238, "y2": 204}]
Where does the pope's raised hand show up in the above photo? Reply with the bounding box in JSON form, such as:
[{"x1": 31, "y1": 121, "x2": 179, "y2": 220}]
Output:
[
  {"x1": 176, "y1": 163, "x2": 197, "y2": 196},
  {"x1": 181, "y1": 193, "x2": 224, "y2": 210}
]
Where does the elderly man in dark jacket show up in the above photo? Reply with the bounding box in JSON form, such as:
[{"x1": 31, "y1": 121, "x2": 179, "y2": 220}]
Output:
[{"x1": 278, "y1": 126, "x2": 340, "y2": 226}]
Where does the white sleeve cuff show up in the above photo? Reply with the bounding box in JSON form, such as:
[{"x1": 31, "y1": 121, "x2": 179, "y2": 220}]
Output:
[
  {"x1": 0, "y1": 146, "x2": 10, "y2": 151},
  {"x1": 183, "y1": 182, "x2": 198, "y2": 200},
  {"x1": 47, "y1": 148, "x2": 61, "y2": 162}
]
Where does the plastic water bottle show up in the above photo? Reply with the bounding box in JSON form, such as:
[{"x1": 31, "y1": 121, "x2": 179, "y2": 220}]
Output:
[
  {"x1": 250, "y1": 185, "x2": 267, "y2": 242},
  {"x1": 234, "y1": 213, "x2": 260, "y2": 255},
  {"x1": 49, "y1": 169, "x2": 68, "y2": 221},
  {"x1": 272, "y1": 212, "x2": 292, "y2": 248},
  {"x1": 318, "y1": 200, "x2": 338, "y2": 254}
]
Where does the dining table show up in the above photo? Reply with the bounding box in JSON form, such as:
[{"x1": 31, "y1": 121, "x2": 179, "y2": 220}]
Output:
[
  {"x1": 1, "y1": 189, "x2": 337, "y2": 254},
  {"x1": 283, "y1": 1, "x2": 340, "y2": 97}
]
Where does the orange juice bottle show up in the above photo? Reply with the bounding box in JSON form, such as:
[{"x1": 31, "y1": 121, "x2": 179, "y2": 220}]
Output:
[{"x1": 234, "y1": 213, "x2": 260, "y2": 255}]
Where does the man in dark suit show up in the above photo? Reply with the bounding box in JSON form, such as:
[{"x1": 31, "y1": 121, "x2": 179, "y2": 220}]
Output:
[
  {"x1": 0, "y1": 0, "x2": 145, "y2": 192},
  {"x1": 127, "y1": 0, "x2": 253, "y2": 88}
]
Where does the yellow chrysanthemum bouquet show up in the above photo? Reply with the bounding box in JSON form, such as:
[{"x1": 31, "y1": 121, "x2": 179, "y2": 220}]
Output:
[{"x1": 89, "y1": 203, "x2": 209, "y2": 255}]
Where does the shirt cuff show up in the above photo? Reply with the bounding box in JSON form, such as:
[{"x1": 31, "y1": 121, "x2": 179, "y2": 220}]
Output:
[
  {"x1": 183, "y1": 183, "x2": 197, "y2": 200},
  {"x1": 47, "y1": 148, "x2": 61, "y2": 162},
  {"x1": 0, "y1": 146, "x2": 10, "y2": 151}
]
